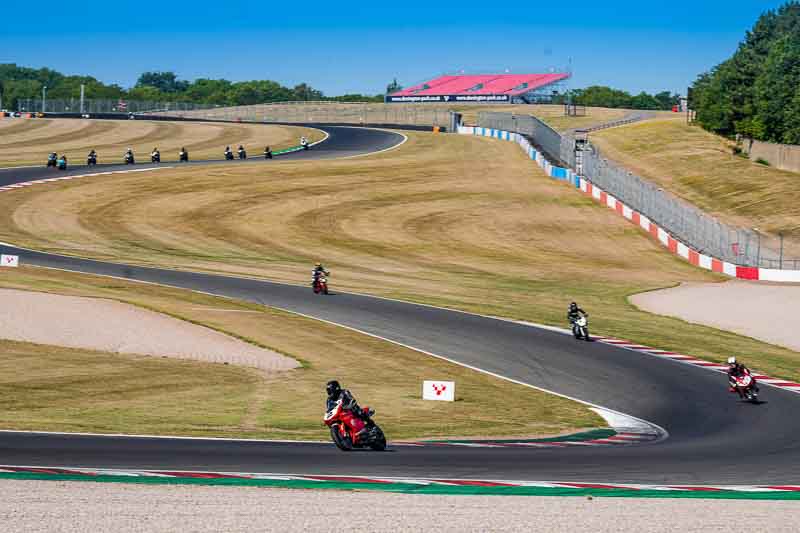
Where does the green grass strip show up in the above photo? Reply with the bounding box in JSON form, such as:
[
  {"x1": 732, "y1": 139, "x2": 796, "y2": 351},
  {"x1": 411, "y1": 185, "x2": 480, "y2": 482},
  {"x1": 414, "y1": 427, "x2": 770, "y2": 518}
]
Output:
[
  {"x1": 2, "y1": 472, "x2": 798, "y2": 500},
  {"x1": 273, "y1": 144, "x2": 306, "y2": 155},
  {"x1": 424, "y1": 428, "x2": 616, "y2": 444}
]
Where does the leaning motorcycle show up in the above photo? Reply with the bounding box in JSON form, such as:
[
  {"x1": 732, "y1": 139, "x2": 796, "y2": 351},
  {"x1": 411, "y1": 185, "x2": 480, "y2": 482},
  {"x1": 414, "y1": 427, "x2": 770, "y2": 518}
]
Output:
[
  {"x1": 124, "y1": 153, "x2": 135, "y2": 165},
  {"x1": 312, "y1": 273, "x2": 329, "y2": 295},
  {"x1": 324, "y1": 398, "x2": 386, "y2": 451},
  {"x1": 151, "y1": 151, "x2": 160, "y2": 163},
  {"x1": 572, "y1": 316, "x2": 590, "y2": 341},
  {"x1": 731, "y1": 370, "x2": 759, "y2": 403}
]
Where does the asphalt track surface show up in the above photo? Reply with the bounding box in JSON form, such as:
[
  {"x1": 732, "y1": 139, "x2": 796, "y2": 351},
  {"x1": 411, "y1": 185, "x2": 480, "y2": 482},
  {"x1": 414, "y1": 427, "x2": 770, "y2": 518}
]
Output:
[{"x1": 1, "y1": 125, "x2": 799, "y2": 485}]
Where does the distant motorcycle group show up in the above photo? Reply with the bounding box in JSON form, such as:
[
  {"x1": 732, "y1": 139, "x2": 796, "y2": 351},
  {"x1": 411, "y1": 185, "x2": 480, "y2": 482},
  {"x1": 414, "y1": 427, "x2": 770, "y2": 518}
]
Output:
[{"x1": 44, "y1": 137, "x2": 311, "y2": 170}]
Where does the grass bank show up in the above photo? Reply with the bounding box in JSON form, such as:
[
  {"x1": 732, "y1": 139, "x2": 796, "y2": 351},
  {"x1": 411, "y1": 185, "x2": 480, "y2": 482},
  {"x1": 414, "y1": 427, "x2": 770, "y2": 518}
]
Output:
[
  {"x1": 0, "y1": 118, "x2": 324, "y2": 167},
  {"x1": 591, "y1": 116, "x2": 800, "y2": 256}
]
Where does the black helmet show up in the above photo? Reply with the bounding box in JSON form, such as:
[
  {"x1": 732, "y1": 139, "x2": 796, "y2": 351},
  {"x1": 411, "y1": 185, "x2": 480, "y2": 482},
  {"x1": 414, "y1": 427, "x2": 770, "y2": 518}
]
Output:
[
  {"x1": 326, "y1": 380, "x2": 341, "y2": 399},
  {"x1": 570, "y1": 302, "x2": 578, "y2": 311}
]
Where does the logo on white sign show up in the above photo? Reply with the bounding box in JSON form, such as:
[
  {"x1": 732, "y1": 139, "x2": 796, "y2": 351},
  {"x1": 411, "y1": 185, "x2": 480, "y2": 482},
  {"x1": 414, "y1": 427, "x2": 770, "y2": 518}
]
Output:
[
  {"x1": 0, "y1": 255, "x2": 19, "y2": 267},
  {"x1": 422, "y1": 380, "x2": 455, "y2": 402}
]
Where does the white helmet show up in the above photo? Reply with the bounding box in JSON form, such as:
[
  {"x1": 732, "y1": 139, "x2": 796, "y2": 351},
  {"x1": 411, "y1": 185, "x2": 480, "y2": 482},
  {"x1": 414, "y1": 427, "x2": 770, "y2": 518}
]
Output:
[{"x1": 727, "y1": 356, "x2": 736, "y2": 365}]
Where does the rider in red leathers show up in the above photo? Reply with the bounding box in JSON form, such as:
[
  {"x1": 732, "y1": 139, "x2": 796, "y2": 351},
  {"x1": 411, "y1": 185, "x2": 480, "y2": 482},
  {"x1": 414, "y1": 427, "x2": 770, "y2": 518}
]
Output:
[{"x1": 727, "y1": 356, "x2": 757, "y2": 399}]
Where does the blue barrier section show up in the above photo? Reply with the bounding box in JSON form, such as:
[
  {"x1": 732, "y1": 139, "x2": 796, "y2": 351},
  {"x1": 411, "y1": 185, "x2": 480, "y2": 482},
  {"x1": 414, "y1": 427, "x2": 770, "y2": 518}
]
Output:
[{"x1": 470, "y1": 126, "x2": 586, "y2": 188}]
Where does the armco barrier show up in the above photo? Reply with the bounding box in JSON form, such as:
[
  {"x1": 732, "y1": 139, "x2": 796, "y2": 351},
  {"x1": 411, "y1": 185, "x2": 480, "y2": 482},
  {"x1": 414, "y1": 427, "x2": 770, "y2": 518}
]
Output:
[{"x1": 458, "y1": 125, "x2": 800, "y2": 283}]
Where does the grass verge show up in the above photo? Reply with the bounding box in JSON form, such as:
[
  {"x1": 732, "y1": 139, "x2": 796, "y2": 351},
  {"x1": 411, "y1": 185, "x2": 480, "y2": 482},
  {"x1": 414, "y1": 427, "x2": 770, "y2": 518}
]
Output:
[{"x1": 0, "y1": 266, "x2": 601, "y2": 439}]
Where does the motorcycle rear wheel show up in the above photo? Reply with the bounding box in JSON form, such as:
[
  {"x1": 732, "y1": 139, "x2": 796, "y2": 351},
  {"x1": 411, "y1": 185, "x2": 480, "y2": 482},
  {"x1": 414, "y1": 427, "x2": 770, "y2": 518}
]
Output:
[{"x1": 330, "y1": 426, "x2": 353, "y2": 451}]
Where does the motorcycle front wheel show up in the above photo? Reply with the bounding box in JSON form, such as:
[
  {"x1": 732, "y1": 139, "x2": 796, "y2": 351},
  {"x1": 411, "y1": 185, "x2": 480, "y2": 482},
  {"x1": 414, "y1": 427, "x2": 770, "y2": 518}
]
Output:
[
  {"x1": 369, "y1": 426, "x2": 386, "y2": 451},
  {"x1": 330, "y1": 426, "x2": 353, "y2": 451}
]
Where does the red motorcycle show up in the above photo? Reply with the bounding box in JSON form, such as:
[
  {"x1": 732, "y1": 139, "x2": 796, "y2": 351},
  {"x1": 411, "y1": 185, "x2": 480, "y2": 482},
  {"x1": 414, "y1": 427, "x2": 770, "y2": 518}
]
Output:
[
  {"x1": 730, "y1": 369, "x2": 759, "y2": 403},
  {"x1": 312, "y1": 273, "x2": 329, "y2": 295},
  {"x1": 324, "y1": 398, "x2": 386, "y2": 451}
]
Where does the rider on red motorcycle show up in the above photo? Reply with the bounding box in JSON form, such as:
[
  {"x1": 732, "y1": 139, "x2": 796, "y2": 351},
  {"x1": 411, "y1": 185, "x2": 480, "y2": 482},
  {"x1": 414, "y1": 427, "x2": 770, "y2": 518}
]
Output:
[
  {"x1": 326, "y1": 380, "x2": 374, "y2": 425},
  {"x1": 727, "y1": 357, "x2": 757, "y2": 399},
  {"x1": 312, "y1": 262, "x2": 329, "y2": 282}
]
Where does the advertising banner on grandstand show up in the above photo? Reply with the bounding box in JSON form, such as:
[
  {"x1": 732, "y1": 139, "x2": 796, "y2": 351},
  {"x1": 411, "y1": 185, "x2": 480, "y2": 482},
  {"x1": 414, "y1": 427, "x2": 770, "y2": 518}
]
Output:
[
  {"x1": 422, "y1": 380, "x2": 455, "y2": 401},
  {"x1": 386, "y1": 95, "x2": 510, "y2": 103}
]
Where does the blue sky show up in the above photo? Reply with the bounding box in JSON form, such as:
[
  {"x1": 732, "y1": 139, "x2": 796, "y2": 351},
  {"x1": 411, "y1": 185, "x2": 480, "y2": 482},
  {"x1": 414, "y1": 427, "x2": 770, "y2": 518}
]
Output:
[{"x1": 0, "y1": 0, "x2": 789, "y2": 96}]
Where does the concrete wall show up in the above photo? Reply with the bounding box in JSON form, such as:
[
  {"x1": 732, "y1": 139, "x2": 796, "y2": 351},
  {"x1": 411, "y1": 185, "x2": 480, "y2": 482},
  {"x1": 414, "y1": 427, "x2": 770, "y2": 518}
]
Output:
[{"x1": 747, "y1": 139, "x2": 800, "y2": 173}]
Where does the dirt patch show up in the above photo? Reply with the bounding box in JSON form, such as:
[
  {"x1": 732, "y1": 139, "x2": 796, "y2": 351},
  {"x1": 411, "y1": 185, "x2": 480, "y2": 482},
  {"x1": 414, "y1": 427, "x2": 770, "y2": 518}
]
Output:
[
  {"x1": 630, "y1": 281, "x2": 800, "y2": 353},
  {"x1": 0, "y1": 288, "x2": 298, "y2": 372}
]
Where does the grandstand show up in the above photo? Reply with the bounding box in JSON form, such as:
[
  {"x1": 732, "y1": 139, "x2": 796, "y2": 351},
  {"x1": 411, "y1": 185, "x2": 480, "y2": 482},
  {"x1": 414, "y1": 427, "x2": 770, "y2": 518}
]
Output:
[{"x1": 386, "y1": 73, "x2": 570, "y2": 104}]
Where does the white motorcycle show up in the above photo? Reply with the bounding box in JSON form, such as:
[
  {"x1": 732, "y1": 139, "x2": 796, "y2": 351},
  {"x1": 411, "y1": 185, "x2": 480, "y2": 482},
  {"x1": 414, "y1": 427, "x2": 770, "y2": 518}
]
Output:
[{"x1": 572, "y1": 315, "x2": 590, "y2": 341}]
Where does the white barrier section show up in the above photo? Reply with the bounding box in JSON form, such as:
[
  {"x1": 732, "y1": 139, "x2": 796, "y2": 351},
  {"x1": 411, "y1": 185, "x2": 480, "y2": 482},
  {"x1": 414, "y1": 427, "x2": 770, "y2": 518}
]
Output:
[
  {"x1": 1, "y1": 255, "x2": 19, "y2": 267},
  {"x1": 422, "y1": 380, "x2": 455, "y2": 401}
]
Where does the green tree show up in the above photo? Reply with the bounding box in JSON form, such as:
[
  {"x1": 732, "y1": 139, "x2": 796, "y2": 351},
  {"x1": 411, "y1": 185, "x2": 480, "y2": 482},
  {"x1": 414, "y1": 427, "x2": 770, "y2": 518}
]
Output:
[
  {"x1": 2, "y1": 79, "x2": 42, "y2": 111},
  {"x1": 692, "y1": 2, "x2": 800, "y2": 142},
  {"x1": 292, "y1": 83, "x2": 323, "y2": 101},
  {"x1": 136, "y1": 71, "x2": 189, "y2": 93}
]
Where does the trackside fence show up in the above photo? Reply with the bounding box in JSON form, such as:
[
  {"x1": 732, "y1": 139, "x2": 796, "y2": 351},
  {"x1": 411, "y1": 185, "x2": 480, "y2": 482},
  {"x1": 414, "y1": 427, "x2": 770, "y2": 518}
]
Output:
[
  {"x1": 156, "y1": 102, "x2": 452, "y2": 128},
  {"x1": 16, "y1": 98, "x2": 212, "y2": 114},
  {"x1": 474, "y1": 112, "x2": 800, "y2": 270}
]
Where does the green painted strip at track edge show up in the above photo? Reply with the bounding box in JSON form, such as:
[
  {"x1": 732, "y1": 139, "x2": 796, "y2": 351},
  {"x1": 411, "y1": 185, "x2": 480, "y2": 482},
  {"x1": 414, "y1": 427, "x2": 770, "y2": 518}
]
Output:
[
  {"x1": 1, "y1": 473, "x2": 798, "y2": 500},
  {"x1": 423, "y1": 428, "x2": 616, "y2": 444}
]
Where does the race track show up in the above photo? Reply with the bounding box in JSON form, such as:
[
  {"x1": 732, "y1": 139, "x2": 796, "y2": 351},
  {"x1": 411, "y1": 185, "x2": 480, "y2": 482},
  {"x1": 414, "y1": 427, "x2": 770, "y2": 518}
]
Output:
[{"x1": 1, "y1": 124, "x2": 799, "y2": 485}]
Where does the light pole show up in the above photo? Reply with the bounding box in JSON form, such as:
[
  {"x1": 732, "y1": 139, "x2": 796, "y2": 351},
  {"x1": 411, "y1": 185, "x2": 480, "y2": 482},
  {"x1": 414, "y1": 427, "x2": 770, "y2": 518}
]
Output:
[
  {"x1": 42, "y1": 85, "x2": 47, "y2": 113},
  {"x1": 753, "y1": 227, "x2": 761, "y2": 267}
]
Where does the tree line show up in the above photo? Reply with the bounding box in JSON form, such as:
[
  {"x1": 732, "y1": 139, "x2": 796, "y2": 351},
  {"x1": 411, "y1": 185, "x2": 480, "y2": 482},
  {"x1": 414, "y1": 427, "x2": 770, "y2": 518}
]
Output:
[
  {"x1": 565, "y1": 86, "x2": 680, "y2": 111},
  {"x1": 691, "y1": 2, "x2": 800, "y2": 144},
  {"x1": 0, "y1": 63, "x2": 681, "y2": 112},
  {"x1": 0, "y1": 64, "x2": 384, "y2": 110}
]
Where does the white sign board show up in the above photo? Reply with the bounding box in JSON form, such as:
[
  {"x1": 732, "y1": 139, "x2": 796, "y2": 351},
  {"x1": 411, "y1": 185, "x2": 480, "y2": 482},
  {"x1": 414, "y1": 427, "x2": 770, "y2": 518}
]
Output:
[
  {"x1": 0, "y1": 255, "x2": 18, "y2": 267},
  {"x1": 423, "y1": 380, "x2": 455, "y2": 402}
]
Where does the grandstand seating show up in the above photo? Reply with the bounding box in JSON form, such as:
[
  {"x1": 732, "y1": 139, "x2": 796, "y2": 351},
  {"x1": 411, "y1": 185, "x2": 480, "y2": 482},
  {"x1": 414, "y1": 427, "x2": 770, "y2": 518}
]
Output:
[{"x1": 391, "y1": 73, "x2": 569, "y2": 97}]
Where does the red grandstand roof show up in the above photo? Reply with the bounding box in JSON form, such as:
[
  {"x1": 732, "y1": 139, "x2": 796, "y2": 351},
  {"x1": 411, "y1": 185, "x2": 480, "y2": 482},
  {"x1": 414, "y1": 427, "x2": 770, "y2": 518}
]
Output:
[{"x1": 391, "y1": 73, "x2": 569, "y2": 97}]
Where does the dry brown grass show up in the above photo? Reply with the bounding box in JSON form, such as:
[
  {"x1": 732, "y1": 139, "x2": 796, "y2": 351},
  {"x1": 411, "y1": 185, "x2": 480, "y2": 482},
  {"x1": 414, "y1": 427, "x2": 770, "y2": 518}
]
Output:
[
  {"x1": 2, "y1": 130, "x2": 799, "y2": 382},
  {"x1": 590, "y1": 117, "x2": 800, "y2": 254},
  {"x1": 0, "y1": 118, "x2": 324, "y2": 167},
  {"x1": 0, "y1": 266, "x2": 600, "y2": 439},
  {"x1": 449, "y1": 104, "x2": 638, "y2": 131}
]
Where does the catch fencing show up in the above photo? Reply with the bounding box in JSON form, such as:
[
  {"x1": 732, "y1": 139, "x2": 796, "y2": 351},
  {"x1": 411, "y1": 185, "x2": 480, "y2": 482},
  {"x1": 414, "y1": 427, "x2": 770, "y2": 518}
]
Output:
[
  {"x1": 16, "y1": 98, "x2": 212, "y2": 115},
  {"x1": 478, "y1": 111, "x2": 565, "y2": 164},
  {"x1": 477, "y1": 112, "x2": 800, "y2": 269},
  {"x1": 156, "y1": 101, "x2": 452, "y2": 128}
]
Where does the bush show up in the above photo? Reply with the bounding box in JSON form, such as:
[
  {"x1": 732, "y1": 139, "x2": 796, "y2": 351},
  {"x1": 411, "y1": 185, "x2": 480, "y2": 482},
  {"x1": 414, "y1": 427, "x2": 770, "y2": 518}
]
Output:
[{"x1": 755, "y1": 157, "x2": 771, "y2": 166}]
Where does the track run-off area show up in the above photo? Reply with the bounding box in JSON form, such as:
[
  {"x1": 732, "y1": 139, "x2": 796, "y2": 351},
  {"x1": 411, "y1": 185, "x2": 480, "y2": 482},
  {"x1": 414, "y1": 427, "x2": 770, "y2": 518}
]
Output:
[{"x1": 1, "y1": 123, "x2": 799, "y2": 497}]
